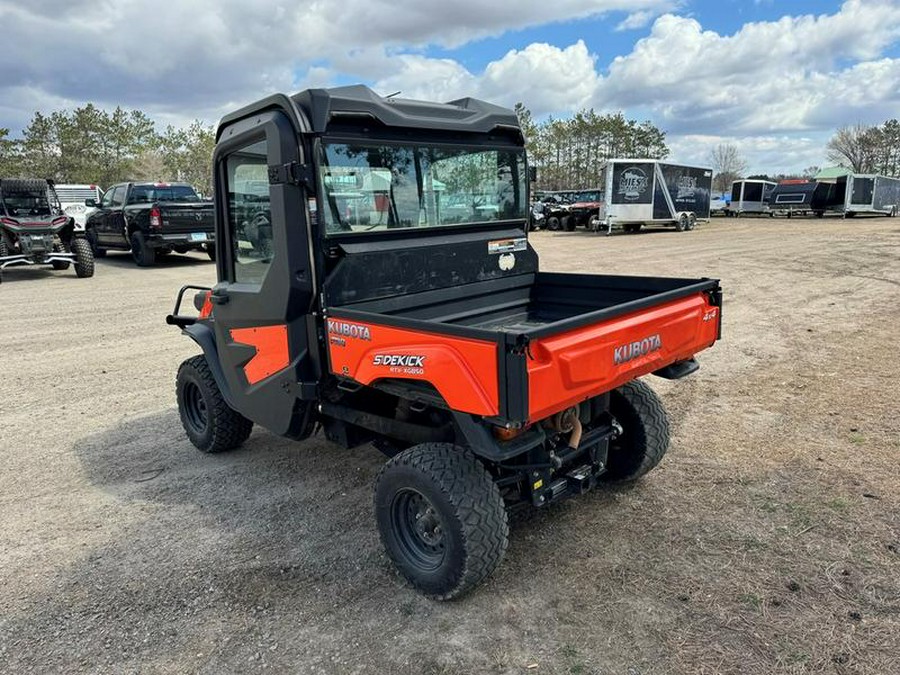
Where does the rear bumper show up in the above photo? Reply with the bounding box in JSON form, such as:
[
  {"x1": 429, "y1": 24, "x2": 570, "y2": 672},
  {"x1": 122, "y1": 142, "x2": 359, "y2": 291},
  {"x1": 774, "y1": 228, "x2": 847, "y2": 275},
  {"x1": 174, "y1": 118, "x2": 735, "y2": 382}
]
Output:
[
  {"x1": 0, "y1": 252, "x2": 76, "y2": 268},
  {"x1": 146, "y1": 232, "x2": 215, "y2": 248}
]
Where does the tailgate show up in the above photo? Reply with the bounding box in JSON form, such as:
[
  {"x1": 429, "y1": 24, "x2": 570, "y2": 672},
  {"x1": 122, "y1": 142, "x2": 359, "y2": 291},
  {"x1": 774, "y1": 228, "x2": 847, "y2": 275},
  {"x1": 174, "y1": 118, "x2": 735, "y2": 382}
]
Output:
[
  {"x1": 526, "y1": 289, "x2": 720, "y2": 420},
  {"x1": 158, "y1": 202, "x2": 215, "y2": 235}
]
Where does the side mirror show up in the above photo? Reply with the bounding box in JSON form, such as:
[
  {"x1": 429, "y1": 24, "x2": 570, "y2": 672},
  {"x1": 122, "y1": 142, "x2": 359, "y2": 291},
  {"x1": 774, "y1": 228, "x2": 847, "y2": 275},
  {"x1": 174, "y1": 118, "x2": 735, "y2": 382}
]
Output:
[{"x1": 85, "y1": 198, "x2": 99, "y2": 207}]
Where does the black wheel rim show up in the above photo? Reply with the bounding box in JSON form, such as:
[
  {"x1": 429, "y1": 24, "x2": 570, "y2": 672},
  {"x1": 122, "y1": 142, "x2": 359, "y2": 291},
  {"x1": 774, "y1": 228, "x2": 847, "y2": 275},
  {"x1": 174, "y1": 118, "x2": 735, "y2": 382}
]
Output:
[
  {"x1": 183, "y1": 381, "x2": 208, "y2": 435},
  {"x1": 390, "y1": 489, "x2": 446, "y2": 572}
]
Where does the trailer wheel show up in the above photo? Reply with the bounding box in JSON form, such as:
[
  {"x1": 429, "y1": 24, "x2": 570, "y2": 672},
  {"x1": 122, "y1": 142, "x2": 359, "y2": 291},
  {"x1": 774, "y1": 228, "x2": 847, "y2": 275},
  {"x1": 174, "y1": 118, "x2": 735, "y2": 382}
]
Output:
[
  {"x1": 687, "y1": 213, "x2": 697, "y2": 230},
  {"x1": 547, "y1": 216, "x2": 561, "y2": 231},
  {"x1": 675, "y1": 213, "x2": 689, "y2": 231},
  {"x1": 588, "y1": 215, "x2": 602, "y2": 232},
  {"x1": 131, "y1": 231, "x2": 156, "y2": 266},
  {"x1": 71, "y1": 238, "x2": 95, "y2": 278},
  {"x1": 602, "y1": 379, "x2": 670, "y2": 483},
  {"x1": 176, "y1": 355, "x2": 253, "y2": 453},
  {"x1": 374, "y1": 443, "x2": 509, "y2": 600}
]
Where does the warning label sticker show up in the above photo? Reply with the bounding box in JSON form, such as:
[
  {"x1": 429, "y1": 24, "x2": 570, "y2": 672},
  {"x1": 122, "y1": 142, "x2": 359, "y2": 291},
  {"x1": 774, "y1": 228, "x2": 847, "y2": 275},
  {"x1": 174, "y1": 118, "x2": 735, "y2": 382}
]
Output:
[{"x1": 488, "y1": 237, "x2": 527, "y2": 254}]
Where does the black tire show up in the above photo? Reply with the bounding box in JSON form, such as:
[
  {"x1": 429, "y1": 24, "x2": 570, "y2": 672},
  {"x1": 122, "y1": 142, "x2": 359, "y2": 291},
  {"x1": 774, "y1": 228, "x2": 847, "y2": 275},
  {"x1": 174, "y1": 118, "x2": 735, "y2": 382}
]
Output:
[
  {"x1": 547, "y1": 216, "x2": 561, "y2": 231},
  {"x1": 562, "y1": 216, "x2": 576, "y2": 232},
  {"x1": 176, "y1": 355, "x2": 253, "y2": 453},
  {"x1": 814, "y1": 211, "x2": 824, "y2": 218},
  {"x1": 687, "y1": 213, "x2": 697, "y2": 231},
  {"x1": 51, "y1": 242, "x2": 71, "y2": 270},
  {"x1": 675, "y1": 214, "x2": 688, "y2": 232},
  {"x1": 86, "y1": 228, "x2": 106, "y2": 257},
  {"x1": 374, "y1": 443, "x2": 509, "y2": 600},
  {"x1": 206, "y1": 244, "x2": 216, "y2": 261},
  {"x1": 130, "y1": 231, "x2": 156, "y2": 266},
  {"x1": 602, "y1": 379, "x2": 670, "y2": 483},
  {"x1": 71, "y1": 238, "x2": 95, "y2": 278}
]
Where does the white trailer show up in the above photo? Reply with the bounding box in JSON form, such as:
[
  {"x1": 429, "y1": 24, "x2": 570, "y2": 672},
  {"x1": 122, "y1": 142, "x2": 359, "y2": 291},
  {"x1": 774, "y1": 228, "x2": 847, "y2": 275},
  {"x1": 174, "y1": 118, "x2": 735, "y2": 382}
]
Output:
[
  {"x1": 728, "y1": 179, "x2": 776, "y2": 216},
  {"x1": 601, "y1": 159, "x2": 712, "y2": 234}
]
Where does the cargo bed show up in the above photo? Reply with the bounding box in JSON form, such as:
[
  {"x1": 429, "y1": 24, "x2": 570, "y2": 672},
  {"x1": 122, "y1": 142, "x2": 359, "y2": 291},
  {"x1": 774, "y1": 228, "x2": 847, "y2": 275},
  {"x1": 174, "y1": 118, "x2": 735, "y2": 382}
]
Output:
[{"x1": 327, "y1": 272, "x2": 721, "y2": 422}]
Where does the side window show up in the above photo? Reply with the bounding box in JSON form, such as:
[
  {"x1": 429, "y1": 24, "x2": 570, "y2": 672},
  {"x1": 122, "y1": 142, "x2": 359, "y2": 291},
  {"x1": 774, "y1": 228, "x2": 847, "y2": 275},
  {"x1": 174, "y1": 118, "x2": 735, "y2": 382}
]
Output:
[
  {"x1": 101, "y1": 186, "x2": 117, "y2": 208},
  {"x1": 225, "y1": 139, "x2": 271, "y2": 284},
  {"x1": 109, "y1": 186, "x2": 125, "y2": 207}
]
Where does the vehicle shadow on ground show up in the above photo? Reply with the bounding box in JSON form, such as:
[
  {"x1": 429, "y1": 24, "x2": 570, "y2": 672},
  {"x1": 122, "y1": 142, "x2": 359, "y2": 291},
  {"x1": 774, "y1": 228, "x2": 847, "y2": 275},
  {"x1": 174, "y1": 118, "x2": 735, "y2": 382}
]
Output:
[
  {"x1": 0, "y1": 267, "x2": 81, "y2": 284},
  {"x1": 96, "y1": 251, "x2": 213, "y2": 269},
  {"x1": 1, "y1": 409, "x2": 659, "y2": 670}
]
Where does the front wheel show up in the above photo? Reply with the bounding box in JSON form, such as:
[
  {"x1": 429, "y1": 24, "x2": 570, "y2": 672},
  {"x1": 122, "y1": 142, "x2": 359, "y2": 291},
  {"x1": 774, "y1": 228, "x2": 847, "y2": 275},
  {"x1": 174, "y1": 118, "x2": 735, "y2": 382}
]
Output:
[
  {"x1": 176, "y1": 355, "x2": 253, "y2": 453},
  {"x1": 86, "y1": 228, "x2": 106, "y2": 257},
  {"x1": 374, "y1": 443, "x2": 509, "y2": 600},
  {"x1": 71, "y1": 238, "x2": 95, "y2": 278},
  {"x1": 602, "y1": 379, "x2": 670, "y2": 483}
]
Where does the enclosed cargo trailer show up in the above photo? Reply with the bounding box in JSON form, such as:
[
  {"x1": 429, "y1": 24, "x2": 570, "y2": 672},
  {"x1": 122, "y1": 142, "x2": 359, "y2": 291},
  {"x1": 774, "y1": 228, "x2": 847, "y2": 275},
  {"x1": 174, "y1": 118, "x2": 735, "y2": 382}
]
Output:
[
  {"x1": 728, "y1": 179, "x2": 777, "y2": 216},
  {"x1": 601, "y1": 159, "x2": 712, "y2": 234},
  {"x1": 841, "y1": 174, "x2": 900, "y2": 217}
]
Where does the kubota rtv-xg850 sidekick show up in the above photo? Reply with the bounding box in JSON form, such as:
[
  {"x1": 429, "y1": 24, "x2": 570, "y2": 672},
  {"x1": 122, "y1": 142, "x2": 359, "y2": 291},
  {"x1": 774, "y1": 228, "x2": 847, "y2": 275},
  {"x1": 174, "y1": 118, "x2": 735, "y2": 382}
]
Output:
[{"x1": 167, "y1": 86, "x2": 723, "y2": 599}]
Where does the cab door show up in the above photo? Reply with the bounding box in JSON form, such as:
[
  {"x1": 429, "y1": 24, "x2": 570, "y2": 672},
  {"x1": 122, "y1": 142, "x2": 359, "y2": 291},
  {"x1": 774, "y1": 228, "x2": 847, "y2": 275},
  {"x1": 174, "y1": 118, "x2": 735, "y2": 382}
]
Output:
[{"x1": 206, "y1": 109, "x2": 318, "y2": 439}]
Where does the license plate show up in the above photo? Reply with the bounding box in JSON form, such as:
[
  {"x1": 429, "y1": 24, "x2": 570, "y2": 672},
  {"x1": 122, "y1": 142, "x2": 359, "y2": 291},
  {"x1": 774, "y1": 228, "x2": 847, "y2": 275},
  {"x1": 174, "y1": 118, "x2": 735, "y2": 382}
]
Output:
[{"x1": 190, "y1": 232, "x2": 207, "y2": 242}]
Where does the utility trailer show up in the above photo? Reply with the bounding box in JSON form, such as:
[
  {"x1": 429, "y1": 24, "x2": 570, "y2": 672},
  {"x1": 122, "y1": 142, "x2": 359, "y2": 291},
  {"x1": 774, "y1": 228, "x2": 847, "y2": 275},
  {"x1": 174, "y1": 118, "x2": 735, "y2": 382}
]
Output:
[
  {"x1": 728, "y1": 179, "x2": 777, "y2": 216},
  {"x1": 166, "y1": 86, "x2": 723, "y2": 599},
  {"x1": 600, "y1": 159, "x2": 712, "y2": 234},
  {"x1": 768, "y1": 180, "x2": 820, "y2": 217},
  {"x1": 838, "y1": 173, "x2": 900, "y2": 217}
]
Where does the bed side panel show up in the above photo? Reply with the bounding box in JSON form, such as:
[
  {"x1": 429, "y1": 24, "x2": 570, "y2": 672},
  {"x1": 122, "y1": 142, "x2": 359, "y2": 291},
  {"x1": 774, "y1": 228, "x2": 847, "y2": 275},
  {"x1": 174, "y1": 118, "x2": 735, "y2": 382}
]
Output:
[{"x1": 326, "y1": 318, "x2": 500, "y2": 416}]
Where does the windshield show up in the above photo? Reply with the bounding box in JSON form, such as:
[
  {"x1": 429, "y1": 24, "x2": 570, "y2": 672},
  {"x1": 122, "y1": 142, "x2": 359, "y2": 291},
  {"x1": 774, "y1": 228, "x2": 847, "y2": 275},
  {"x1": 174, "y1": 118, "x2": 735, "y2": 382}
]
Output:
[
  {"x1": 129, "y1": 185, "x2": 200, "y2": 203},
  {"x1": 1, "y1": 189, "x2": 53, "y2": 217},
  {"x1": 318, "y1": 142, "x2": 527, "y2": 234}
]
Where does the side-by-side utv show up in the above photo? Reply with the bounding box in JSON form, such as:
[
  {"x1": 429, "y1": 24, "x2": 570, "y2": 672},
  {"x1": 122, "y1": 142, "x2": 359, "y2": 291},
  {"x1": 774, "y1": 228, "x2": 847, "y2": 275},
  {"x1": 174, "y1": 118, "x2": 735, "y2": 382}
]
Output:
[
  {"x1": 0, "y1": 179, "x2": 94, "y2": 282},
  {"x1": 167, "y1": 86, "x2": 723, "y2": 599}
]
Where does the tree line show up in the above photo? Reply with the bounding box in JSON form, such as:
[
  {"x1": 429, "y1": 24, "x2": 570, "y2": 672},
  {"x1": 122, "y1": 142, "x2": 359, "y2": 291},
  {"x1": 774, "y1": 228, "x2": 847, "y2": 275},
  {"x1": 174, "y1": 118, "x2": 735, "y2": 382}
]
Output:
[
  {"x1": 0, "y1": 104, "x2": 216, "y2": 195},
  {"x1": 825, "y1": 119, "x2": 900, "y2": 176},
  {"x1": 515, "y1": 103, "x2": 668, "y2": 191}
]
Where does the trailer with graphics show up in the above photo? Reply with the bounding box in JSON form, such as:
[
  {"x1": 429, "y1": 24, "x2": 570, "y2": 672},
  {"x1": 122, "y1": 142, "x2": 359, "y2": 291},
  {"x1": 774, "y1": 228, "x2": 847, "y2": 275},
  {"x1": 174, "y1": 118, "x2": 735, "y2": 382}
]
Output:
[
  {"x1": 600, "y1": 159, "x2": 712, "y2": 234},
  {"x1": 728, "y1": 179, "x2": 777, "y2": 216}
]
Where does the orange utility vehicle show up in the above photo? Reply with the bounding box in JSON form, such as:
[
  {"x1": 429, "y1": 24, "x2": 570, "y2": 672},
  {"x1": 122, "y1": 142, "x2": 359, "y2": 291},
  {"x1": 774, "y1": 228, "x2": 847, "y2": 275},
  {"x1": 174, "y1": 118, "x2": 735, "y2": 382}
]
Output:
[{"x1": 167, "y1": 86, "x2": 723, "y2": 599}]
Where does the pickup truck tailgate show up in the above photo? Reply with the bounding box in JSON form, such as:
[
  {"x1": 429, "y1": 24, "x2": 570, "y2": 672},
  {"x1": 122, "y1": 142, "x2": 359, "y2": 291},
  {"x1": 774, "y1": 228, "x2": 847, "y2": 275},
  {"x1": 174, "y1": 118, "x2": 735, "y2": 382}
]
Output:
[
  {"x1": 158, "y1": 203, "x2": 215, "y2": 234},
  {"x1": 526, "y1": 291, "x2": 720, "y2": 420}
]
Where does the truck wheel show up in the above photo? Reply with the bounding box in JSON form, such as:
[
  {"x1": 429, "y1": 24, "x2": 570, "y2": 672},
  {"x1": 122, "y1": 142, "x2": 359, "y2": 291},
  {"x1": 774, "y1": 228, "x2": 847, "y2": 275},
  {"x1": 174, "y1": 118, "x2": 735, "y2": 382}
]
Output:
[
  {"x1": 547, "y1": 216, "x2": 560, "y2": 231},
  {"x1": 602, "y1": 379, "x2": 670, "y2": 483},
  {"x1": 374, "y1": 443, "x2": 509, "y2": 600},
  {"x1": 562, "y1": 216, "x2": 576, "y2": 232},
  {"x1": 71, "y1": 238, "x2": 95, "y2": 278},
  {"x1": 86, "y1": 228, "x2": 106, "y2": 258},
  {"x1": 176, "y1": 355, "x2": 253, "y2": 453},
  {"x1": 130, "y1": 231, "x2": 156, "y2": 266}
]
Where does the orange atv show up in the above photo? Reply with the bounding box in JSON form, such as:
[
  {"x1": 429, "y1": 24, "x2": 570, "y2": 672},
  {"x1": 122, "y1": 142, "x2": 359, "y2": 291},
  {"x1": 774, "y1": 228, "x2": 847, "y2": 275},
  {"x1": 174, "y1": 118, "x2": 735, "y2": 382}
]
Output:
[{"x1": 167, "y1": 86, "x2": 722, "y2": 599}]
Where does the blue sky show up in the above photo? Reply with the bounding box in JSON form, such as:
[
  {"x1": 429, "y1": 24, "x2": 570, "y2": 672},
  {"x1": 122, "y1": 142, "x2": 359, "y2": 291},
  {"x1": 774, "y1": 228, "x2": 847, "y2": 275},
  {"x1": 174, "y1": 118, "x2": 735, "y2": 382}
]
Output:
[{"x1": 3, "y1": 0, "x2": 900, "y2": 174}]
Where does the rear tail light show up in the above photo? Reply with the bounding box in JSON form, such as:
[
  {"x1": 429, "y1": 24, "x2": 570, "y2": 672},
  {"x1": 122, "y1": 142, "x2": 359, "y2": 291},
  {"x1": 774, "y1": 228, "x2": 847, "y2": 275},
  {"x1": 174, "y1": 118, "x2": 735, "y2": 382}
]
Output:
[
  {"x1": 52, "y1": 216, "x2": 69, "y2": 226},
  {"x1": 149, "y1": 207, "x2": 162, "y2": 229}
]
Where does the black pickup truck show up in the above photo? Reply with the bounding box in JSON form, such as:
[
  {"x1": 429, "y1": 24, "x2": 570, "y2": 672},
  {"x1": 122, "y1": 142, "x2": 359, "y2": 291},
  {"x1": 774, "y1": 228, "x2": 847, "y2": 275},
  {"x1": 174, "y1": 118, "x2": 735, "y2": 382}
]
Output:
[{"x1": 85, "y1": 182, "x2": 215, "y2": 266}]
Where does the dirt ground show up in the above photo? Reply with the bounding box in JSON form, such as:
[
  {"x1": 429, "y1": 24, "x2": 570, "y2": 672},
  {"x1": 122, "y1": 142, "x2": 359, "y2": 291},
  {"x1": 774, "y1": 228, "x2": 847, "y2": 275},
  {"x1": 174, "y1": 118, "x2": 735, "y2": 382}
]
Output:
[{"x1": 1, "y1": 217, "x2": 898, "y2": 675}]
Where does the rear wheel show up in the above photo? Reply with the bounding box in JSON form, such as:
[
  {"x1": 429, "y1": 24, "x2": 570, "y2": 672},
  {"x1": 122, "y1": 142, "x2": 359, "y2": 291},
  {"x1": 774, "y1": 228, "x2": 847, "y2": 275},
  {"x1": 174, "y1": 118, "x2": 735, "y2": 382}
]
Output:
[
  {"x1": 675, "y1": 213, "x2": 689, "y2": 231},
  {"x1": 602, "y1": 379, "x2": 670, "y2": 483},
  {"x1": 374, "y1": 443, "x2": 509, "y2": 600},
  {"x1": 51, "y1": 242, "x2": 70, "y2": 270},
  {"x1": 71, "y1": 238, "x2": 95, "y2": 278},
  {"x1": 547, "y1": 216, "x2": 561, "y2": 231},
  {"x1": 176, "y1": 354, "x2": 253, "y2": 453},
  {"x1": 687, "y1": 213, "x2": 697, "y2": 230},
  {"x1": 562, "y1": 216, "x2": 576, "y2": 231},
  {"x1": 130, "y1": 231, "x2": 156, "y2": 266}
]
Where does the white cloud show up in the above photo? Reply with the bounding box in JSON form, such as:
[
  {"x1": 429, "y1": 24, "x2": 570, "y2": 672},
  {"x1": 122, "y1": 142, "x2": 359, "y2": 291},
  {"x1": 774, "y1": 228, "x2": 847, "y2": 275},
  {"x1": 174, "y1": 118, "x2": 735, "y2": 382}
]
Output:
[{"x1": 616, "y1": 11, "x2": 656, "y2": 31}]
